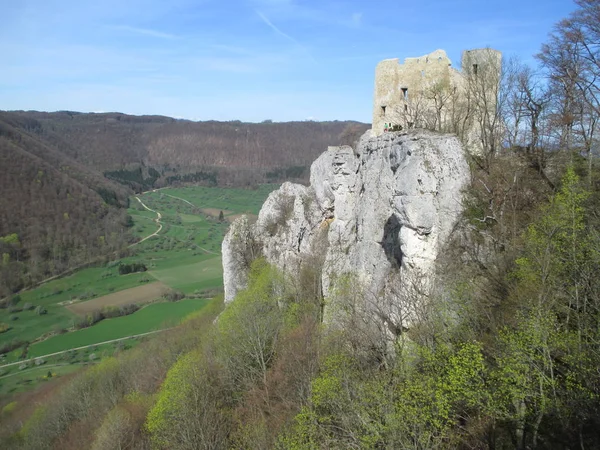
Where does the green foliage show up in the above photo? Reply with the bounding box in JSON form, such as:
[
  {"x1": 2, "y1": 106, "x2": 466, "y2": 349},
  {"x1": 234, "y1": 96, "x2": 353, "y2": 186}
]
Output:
[
  {"x1": 165, "y1": 170, "x2": 218, "y2": 186},
  {"x1": 104, "y1": 166, "x2": 160, "y2": 191},
  {"x1": 146, "y1": 349, "x2": 230, "y2": 449},
  {"x1": 515, "y1": 167, "x2": 591, "y2": 310},
  {"x1": 0, "y1": 233, "x2": 20, "y2": 247},
  {"x1": 1, "y1": 401, "x2": 17, "y2": 416},
  {"x1": 266, "y1": 165, "x2": 308, "y2": 181},
  {"x1": 216, "y1": 259, "x2": 284, "y2": 393},
  {"x1": 285, "y1": 342, "x2": 488, "y2": 449},
  {"x1": 146, "y1": 351, "x2": 202, "y2": 447},
  {"x1": 118, "y1": 262, "x2": 147, "y2": 275}
]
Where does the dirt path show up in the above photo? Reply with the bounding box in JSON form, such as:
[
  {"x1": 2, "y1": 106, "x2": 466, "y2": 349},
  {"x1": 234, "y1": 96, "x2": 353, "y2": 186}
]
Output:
[
  {"x1": 0, "y1": 329, "x2": 169, "y2": 370},
  {"x1": 131, "y1": 196, "x2": 163, "y2": 246},
  {"x1": 140, "y1": 191, "x2": 220, "y2": 256},
  {"x1": 161, "y1": 192, "x2": 195, "y2": 207}
]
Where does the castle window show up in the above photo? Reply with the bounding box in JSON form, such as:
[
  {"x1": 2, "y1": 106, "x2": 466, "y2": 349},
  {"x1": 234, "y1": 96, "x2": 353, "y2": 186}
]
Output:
[
  {"x1": 404, "y1": 104, "x2": 408, "y2": 112},
  {"x1": 473, "y1": 64, "x2": 478, "y2": 75},
  {"x1": 381, "y1": 105, "x2": 387, "y2": 116},
  {"x1": 401, "y1": 88, "x2": 408, "y2": 100}
]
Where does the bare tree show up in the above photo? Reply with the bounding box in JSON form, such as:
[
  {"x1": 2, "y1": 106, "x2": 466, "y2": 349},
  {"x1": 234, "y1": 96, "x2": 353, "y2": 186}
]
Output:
[{"x1": 538, "y1": 0, "x2": 600, "y2": 182}]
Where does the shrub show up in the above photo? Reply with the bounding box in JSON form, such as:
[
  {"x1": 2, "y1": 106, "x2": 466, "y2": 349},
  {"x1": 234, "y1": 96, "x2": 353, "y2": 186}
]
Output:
[
  {"x1": 0, "y1": 322, "x2": 11, "y2": 333},
  {"x1": 0, "y1": 339, "x2": 25, "y2": 355},
  {"x1": 102, "y1": 303, "x2": 139, "y2": 318},
  {"x1": 78, "y1": 291, "x2": 96, "y2": 300},
  {"x1": 35, "y1": 305, "x2": 47, "y2": 315},
  {"x1": 118, "y1": 262, "x2": 147, "y2": 275},
  {"x1": 163, "y1": 289, "x2": 185, "y2": 302},
  {"x1": 9, "y1": 315, "x2": 18, "y2": 321},
  {"x1": 1, "y1": 401, "x2": 17, "y2": 416},
  {"x1": 22, "y1": 302, "x2": 34, "y2": 311},
  {"x1": 75, "y1": 311, "x2": 101, "y2": 329},
  {"x1": 0, "y1": 294, "x2": 21, "y2": 309}
]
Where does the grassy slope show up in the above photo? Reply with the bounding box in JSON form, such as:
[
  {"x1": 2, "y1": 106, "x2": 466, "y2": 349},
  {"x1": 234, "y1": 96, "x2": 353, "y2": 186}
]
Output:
[
  {"x1": 0, "y1": 267, "x2": 156, "y2": 347},
  {"x1": 28, "y1": 299, "x2": 209, "y2": 357},
  {"x1": 1, "y1": 184, "x2": 278, "y2": 363}
]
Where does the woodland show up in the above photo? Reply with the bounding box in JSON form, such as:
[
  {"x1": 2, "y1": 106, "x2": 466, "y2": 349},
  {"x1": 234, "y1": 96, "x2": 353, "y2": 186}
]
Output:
[
  {"x1": 1, "y1": 1, "x2": 600, "y2": 449},
  {"x1": 0, "y1": 112, "x2": 366, "y2": 296}
]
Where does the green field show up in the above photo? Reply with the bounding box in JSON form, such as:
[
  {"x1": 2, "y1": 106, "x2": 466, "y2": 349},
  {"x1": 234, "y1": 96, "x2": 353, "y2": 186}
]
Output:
[
  {"x1": 0, "y1": 184, "x2": 278, "y2": 372},
  {"x1": 159, "y1": 184, "x2": 276, "y2": 217},
  {"x1": 28, "y1": 299, "x2": 209, "y2": 358},
  {"x1": 0, "y1": 267, "x2": 156, "y2": 348}
]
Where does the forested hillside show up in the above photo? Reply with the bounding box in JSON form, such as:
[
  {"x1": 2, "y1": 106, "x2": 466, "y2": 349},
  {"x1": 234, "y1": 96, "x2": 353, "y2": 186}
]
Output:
[
  {"x1": 0, "y1": 116, "x2": 131, "y2": 295},
  {"x1": 1, "y1": 112, "x2": 368, "y2": 188},
  {"x1": 0, "y1": 112, "x2": 367, "y2": 294}
]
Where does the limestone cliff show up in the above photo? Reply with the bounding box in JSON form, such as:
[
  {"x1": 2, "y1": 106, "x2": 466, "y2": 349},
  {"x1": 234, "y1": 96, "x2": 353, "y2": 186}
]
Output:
[{"x1": 222, "y1": 129, "x2": 470, "y2": 327}]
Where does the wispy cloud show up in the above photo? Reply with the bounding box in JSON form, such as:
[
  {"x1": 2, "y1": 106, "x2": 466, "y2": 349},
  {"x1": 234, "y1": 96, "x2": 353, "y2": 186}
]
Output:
[
  {"x1": 255, "y1": 10, "x2": 316, "y2": 63},
  {"x1": 113, "y1": 25, "x2": 179, "y2": 39},
  {"x1": 255, "y1": 10, "x2": 301, "y2": 47}
]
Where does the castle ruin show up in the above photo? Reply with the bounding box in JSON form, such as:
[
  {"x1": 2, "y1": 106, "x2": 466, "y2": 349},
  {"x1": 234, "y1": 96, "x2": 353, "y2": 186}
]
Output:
[{"x1": 373, "y1": 48, "x2": 502, "y2": 153}]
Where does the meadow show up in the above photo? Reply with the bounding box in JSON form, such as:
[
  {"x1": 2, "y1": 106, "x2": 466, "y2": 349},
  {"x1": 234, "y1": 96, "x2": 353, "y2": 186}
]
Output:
[
  {"x1": 0, "y1": 184, "x2": 278, "y2": 370},
  {"x1": 28, "y1": 299, "x2": 209, "y2": 358}
]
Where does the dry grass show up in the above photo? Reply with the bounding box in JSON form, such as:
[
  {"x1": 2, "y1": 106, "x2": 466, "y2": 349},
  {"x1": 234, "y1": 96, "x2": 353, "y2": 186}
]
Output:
[{"x1": 66, "y1": 282, "x2": 168, "y2": 316}]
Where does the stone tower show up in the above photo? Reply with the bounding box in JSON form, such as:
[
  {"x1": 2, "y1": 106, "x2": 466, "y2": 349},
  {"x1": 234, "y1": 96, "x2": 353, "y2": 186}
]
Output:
[{"x1": 372, "y1": 48, "x2": 502, "y2": 153}]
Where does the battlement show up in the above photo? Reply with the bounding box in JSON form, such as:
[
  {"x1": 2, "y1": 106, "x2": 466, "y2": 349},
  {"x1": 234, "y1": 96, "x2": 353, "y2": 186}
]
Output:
[{"x1": 372, "y1": 48, "x2": 502, "y2": 150}]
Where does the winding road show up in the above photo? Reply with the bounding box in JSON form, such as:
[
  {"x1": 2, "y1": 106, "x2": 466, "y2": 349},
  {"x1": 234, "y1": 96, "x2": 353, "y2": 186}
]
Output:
[
  {"x1": 132, "y1": 192, "x2": 220, "y2": 256},
  {"x1": 130, "y1": 196, "x2": 163, "y2": 246}
]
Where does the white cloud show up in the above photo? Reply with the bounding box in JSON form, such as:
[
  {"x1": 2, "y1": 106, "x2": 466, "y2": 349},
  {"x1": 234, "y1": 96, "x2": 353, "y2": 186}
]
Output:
[
  {"x1": 255, "y1": 10, "x2": 301, "y2": 47},
  {"x1": 113, "y1": 25, "x2": 179, "y2": 39}
]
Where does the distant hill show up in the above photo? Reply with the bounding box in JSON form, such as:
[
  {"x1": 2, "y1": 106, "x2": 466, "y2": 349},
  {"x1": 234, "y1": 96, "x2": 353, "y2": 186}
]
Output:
[
  {"x1": 0, "y1": 111, "x2": 369, "y2": 295},
  {"x1": 2, "y1": 111, "x2": 369, "y2": 190}
]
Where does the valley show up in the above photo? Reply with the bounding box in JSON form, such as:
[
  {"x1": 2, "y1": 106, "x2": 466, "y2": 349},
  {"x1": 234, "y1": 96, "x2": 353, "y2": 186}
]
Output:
[{"x1": 0, "y1": 184, "x2": 278, "y2": 395}]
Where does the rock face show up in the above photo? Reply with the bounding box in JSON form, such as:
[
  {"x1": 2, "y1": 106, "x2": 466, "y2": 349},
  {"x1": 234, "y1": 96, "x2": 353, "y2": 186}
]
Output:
[{"x1": 222, "y1": 129, "x2": 469, "y2": 327}]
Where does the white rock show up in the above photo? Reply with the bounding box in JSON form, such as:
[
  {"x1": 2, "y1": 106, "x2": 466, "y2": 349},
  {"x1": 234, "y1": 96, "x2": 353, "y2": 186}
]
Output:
[{"x1": 222, "y1": 129, "x2": 470, "y2": 327}]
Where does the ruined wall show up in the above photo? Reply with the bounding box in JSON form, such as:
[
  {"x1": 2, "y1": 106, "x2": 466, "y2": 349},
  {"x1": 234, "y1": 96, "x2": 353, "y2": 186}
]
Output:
[
  {"x1": 373, "y1": 49, "x2": 457, "y2": 135},
  {"x1": 372, "y1": 48, "x2": 502, "y2": 154}
]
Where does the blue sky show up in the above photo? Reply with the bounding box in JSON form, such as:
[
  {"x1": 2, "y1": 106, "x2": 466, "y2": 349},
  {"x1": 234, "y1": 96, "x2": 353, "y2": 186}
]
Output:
[{"x1": 0, "y1": 0, "x2": 577, "y2": 123}]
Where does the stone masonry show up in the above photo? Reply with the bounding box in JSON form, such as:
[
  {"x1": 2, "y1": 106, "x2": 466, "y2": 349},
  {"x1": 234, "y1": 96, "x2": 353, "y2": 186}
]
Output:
[{"x1": 372, "y1": 48, "x2": 502, "y2": 153}]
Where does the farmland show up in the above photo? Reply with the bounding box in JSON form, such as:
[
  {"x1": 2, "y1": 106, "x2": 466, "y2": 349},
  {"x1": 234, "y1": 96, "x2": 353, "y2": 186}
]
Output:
[
  {"x1": 0, "y1": 184, "x2": 278, "y2": 376},
  {"x1": 29, "y1": 299, "x2": 209, "y2": 358},
  {"x1": 66, "y1": 282, "x2": 168, "y2": 316}
]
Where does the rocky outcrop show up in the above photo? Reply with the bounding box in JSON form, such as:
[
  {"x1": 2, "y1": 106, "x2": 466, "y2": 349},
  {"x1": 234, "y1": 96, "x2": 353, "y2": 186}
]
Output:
[{"x1": 222, "y1": 129, "x2": 470, "y2": 327}]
